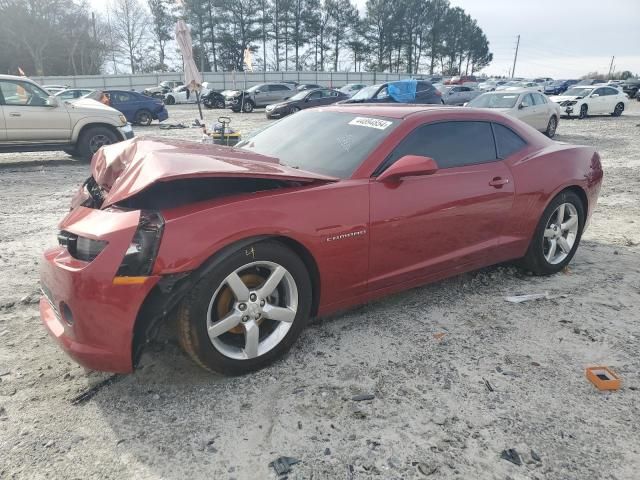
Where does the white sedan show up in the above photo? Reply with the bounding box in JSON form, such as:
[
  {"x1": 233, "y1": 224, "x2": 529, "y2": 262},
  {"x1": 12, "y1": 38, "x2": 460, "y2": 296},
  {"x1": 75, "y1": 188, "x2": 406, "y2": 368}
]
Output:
[
  {"x1": 549, "y1": 85, "x2": 628, "y2": 118},
  {"x1": 164, "y1": 82, "x2": 214, "y2": 105},
  {"x1": 467, "y1": 89, "x2": 562, "y2": 138}
]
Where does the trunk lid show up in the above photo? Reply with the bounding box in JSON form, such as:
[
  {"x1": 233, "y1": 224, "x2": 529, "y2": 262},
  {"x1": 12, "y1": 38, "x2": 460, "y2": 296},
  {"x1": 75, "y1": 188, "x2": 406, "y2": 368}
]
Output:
[{"x1": 89, "y1": 137, "x2": 338, "y2": 208}]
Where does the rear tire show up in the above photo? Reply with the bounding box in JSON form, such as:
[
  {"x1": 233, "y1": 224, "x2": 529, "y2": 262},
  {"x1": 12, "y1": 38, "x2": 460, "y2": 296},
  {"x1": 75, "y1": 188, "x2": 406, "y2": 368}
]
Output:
[
  {"x1": 612, "y1": 102, "x2": 624, "y2": 117},
  {"x1": 177, "y1": 240, "x2": 312, "y2": 375},
  {"x1": 77, "y1": 126, "x2": 119, "y2": 161},
  {"x1": 520, "y1": 190, "x2": 585, "y2": 275},
  {"x1": 165, "y1": 96, "x2": 175, "y2": 105},
  {"x1": 544, "y1": 116, "x2": 558, "y2": 138}
]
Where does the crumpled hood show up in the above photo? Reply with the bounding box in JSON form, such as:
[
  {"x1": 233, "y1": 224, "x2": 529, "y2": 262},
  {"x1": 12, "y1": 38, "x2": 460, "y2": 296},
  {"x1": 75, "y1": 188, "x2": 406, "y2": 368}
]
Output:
[
  {"x1": 550, "y1": 95, "x2": 580, "y2": 103},
  {"x1": 91, "y1": 137, "x2": 338, "y2": 208}
]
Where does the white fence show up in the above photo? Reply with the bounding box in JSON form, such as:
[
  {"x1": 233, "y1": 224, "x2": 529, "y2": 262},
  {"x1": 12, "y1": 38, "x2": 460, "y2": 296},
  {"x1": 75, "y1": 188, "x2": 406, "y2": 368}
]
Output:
[{"x1": 29, "y1": 71, "x2": 415, "y2": 92}]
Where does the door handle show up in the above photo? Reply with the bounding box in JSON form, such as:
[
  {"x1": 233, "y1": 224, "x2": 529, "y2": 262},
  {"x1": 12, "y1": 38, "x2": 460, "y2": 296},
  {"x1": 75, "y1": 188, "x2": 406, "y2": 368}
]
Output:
[
  {"x1": 9, "y1": 112, "x2": 21, "y2": 117},
  {"x1": 489, "y1": 177, "x2": 510, "y2": 188}
]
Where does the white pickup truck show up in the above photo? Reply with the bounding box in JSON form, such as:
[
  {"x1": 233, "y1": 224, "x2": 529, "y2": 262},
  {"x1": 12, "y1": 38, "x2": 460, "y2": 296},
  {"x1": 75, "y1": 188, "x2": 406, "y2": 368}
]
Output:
[{"x1": 0, "y1": 75, "x2": 134, "y2": 160}]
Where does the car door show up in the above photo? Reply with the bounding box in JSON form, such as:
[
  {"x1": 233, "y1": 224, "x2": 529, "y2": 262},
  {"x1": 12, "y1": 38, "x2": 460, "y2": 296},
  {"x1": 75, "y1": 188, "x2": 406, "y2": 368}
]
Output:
[
  {"x1": 515, "y1": 93, "x2": 538, "y2": 127},
  {"x1": 0, "y1": 100, "x2": 6, "y2": 141},
  {"x1": 602, "y1": 87, "x2": 620, "y2": 112},
  {"x1": 302, "y1": 90, "x2": 324, "y2": 109},
  {"x1": 0, "y1": 79, "x2": 71, "y2": 142},
  {"x1": 531, "y1": 93, "x2": 550, "y2": 129},
  {"x1": 272, "y1": 84, "x2": 293, "y2": 102},
  {"x1": 108, "y1": 91, "x2": 135, "y2": 121},
  {"x1": 368, "y1": 121, "x2": 515, "y2": 291},
  {"x1": 589, "y1": 88, "x2": 607, "y2": 114}
]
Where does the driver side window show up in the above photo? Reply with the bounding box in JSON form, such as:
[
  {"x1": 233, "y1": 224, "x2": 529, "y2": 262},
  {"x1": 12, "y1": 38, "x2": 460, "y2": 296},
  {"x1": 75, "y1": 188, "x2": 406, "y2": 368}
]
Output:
[
  {"x1": 0, "y1": 80, "x2": 49, "y2": 106},
  {"x1": 375, "y1": 87, "x2": 389, "y2": 99}
]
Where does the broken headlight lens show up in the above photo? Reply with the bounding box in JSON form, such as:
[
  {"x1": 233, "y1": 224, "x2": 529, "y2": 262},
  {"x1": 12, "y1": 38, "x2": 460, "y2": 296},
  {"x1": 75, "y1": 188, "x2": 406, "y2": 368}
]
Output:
[
  {"x1": 58, "y1": 231, "x2": 107, "y2": 262},
  {"x1": 116, "y1": 210, "x2": 164, "y2": 277}
]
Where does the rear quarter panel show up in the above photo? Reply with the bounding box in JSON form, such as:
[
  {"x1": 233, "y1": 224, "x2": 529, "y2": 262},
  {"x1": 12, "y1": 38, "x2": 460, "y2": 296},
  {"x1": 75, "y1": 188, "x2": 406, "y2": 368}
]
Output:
[{"x1": 501, "y1": 143, "x2": 602, "y2": 259}]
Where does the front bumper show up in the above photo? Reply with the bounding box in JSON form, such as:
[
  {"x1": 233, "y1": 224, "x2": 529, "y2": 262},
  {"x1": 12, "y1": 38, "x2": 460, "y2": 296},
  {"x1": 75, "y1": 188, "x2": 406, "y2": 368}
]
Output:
[
  {"x1": 118, "y1": 124, "x2": 134, "y2": 140},
  {"x1": 39, "y1": 207, "x2": 160, "y2": 373}
]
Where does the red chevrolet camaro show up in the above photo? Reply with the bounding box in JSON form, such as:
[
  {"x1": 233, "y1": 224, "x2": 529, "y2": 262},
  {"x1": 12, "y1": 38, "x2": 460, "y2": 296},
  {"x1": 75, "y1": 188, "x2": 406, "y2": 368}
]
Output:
[{"x1": 40, "y1": 105, "x2": 603, "y2": 375}]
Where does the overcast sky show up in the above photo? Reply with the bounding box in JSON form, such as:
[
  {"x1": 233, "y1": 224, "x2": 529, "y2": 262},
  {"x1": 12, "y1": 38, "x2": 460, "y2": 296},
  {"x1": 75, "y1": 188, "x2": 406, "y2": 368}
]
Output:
[{"x1": 90, "y1": 0, "x2": 640, "y2": 78}]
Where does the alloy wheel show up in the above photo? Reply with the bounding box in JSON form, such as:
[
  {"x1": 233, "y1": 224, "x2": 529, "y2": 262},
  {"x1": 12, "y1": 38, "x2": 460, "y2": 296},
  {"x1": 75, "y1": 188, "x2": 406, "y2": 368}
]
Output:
[
  {"x1": 542, "y1": 202, "x2": 579, "y2": 265},
  {"x1": 547, "y1": 117, "x2": 557, "y2": 137},
  {"x1": 206, "y1": 261, "x2": 298, "y2": 360}
]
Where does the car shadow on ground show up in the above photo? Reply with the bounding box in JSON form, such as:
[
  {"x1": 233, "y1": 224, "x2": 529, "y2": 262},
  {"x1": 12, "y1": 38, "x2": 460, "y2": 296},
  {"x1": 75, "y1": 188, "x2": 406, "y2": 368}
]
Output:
[{"x1": 84, "y1": 238, "x2": 640, "y2": 479}]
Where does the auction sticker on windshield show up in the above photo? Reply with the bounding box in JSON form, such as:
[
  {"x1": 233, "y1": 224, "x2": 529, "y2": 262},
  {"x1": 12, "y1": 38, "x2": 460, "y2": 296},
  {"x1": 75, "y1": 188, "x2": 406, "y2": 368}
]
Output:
[{"x1": 348, "y1": 117, "x2": 393, "y2": 130}]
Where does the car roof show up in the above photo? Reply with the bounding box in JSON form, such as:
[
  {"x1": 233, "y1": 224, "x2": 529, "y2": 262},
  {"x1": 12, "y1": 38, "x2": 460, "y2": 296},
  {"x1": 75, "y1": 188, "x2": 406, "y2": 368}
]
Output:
[
  {"x1": 481, "y1": 89, "x2": 529, "y2": 94},
  {"x1": 319, "y1": 104, "x2": 522, "y2": 123},
  {"x1": 0, "y1": 74, "x2": 40, "y2": 83}
]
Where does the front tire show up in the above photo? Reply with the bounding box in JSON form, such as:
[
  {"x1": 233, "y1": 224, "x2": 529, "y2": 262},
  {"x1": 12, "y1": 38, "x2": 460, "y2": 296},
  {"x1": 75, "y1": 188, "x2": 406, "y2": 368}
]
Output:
[
  {"x1": 77, "y1": 126, "x2": 119, "y2": 161},
  {"x1": 165, "y1": 96, "x2": 175, "y2": 105},
  {"x1": 242, "y1": 100, "x2": 254, "y2": 113},
  {"x1": 545, "y1": 115, "x2": 558, "y2": 138},
  {"x1": 177, "y1": 241, "x2": 312, "y2": 375},
  {"x1": 578, "y1": 104, "x2": 588, "y2": 119},
  {"x1": 612, "y1": 102, "x2": 624, "y2": 117},
  {"x1": 135, "y1": 109, "x2": 153, "y2": 126},
  {"x1": 521, "y1": 190, "x2": 585, "y2": 275}
]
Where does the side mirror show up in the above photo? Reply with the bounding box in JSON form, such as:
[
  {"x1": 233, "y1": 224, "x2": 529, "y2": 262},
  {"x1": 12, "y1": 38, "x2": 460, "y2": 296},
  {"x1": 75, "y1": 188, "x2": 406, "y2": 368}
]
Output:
[
  {"x1": 377, "y1": 155, "x2": 438, "y2": 182},
  {"x1": 591, "y1": 93, "x2": 599, "y2": 97},
  {"x1": 518, "y1": 103, "x2": 526, "y2": 109},
  {"x1": 254, "y1": 89, "x2": 261, "y2": 94},
  {"x1": 46, "y1": 96, "x2": 60, "y2": 107}
]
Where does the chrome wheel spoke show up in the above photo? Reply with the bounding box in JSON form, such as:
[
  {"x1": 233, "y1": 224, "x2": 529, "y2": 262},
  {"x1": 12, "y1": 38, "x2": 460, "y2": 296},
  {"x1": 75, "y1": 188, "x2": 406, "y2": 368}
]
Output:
[
  {"x1": 243, "y1": 320, "x2": 259, "y2": 358},
  {"x1": 225, "y1": 271, "x2": 250, "y2": 302},
  {"x1": 544, "y1": 228, "x2": 555, "y2": 238},
  {"x1": 557, "y1": 236, "x2": 571, "y2": 253},
  {"x1": 556, "y1": 204, "x2": 565, "y2": 224},
  {"x1": 263, "y1": 304, "x2": 296, "y2": 323},
  {"x1": 562, "y1": 216, "x2": 577, "y2": 231},
  {"x1": 546, "y1": 239, "x2": 557, "y2": 261},
  {"x1": 258, "y1": 265, "x2": 286, "y2": 298},
  {"x1": 208, "y1": 311, "x2": 242, "y2": 340}
]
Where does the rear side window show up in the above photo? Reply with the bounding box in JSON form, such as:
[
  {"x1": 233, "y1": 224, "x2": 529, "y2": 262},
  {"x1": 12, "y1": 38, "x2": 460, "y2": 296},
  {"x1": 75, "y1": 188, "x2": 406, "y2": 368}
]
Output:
[
  {"x1": 492, "y1": 123, "x2": 527, "y2": 158},
  {"x1": 271, "y1": 84, "x2": 290, "y2": 91},
  {"x1": 383, "y1": 121, "x2": 497, "y2": 171}
]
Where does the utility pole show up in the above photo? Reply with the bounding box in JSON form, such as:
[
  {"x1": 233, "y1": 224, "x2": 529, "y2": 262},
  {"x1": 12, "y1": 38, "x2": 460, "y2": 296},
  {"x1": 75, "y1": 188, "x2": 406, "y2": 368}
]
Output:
[
  {"x1": 608, "y1": 56, "x2": 615, "y2": 79},
  {"x1": 511, "y1": 35, "x2": 520, "y2": 79},
  {"x1": 91, "y1": 12, "x2": 97, "y2": 41}
]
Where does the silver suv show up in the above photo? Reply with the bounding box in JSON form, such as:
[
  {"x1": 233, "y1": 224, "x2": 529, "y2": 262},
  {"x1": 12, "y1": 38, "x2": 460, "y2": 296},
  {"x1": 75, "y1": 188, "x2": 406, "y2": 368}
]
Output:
[
  {"x1": 226, "y1": 83, "x2": 294, "y2": 113},
  {"x1": 0, "y1": 75, "x2": 134, "y2": 160}
]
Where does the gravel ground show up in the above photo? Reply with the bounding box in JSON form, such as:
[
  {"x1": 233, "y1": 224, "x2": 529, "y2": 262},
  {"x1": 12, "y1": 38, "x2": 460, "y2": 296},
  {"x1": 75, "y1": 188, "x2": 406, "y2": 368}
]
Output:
[{"x1": 0, "y1": 103, "x2": 639, "y2": 480}]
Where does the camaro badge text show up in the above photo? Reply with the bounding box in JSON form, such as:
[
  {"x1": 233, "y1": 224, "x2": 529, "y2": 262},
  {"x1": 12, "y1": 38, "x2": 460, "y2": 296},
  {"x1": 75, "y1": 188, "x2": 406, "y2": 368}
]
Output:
[{"x1": 325, "y1": 230, "x2": 367, "y2": 242}]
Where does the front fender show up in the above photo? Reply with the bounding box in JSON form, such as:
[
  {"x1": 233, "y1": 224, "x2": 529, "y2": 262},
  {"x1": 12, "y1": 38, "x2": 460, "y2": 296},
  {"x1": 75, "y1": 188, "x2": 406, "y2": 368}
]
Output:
[{"x1": 71, "y1": 116, "x2": 123, "y2": 142}]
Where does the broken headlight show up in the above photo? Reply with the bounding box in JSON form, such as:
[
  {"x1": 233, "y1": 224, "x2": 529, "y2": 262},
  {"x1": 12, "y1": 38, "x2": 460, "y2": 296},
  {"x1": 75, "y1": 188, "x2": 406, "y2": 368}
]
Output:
[
  {"x1": 116, "y1": 211, "x2": 164, "y2": 277},
  {"x1": 58, "y1": 231, "x2": 107, "y2": 262}
]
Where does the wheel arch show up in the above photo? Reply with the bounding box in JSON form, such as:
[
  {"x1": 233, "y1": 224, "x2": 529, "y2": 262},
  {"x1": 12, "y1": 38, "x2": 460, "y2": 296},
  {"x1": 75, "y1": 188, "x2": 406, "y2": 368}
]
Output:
[
  {"x1": 73, "y1": 121, "x2": 124, "y2": 144},
  {"x1": 131, "y1": 234, "x2": 321, "y2": 367}
]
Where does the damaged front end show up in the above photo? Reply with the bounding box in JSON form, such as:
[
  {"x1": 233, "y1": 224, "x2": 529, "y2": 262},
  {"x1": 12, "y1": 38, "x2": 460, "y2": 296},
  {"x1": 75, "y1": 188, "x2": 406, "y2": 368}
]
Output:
[{"x1": 43, "y1": 137, "x2": 337, "y2": 372}]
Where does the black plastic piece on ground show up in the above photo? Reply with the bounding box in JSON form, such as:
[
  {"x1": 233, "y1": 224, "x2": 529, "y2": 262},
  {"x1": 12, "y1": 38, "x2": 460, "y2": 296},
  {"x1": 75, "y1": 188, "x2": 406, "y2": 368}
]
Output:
[
  {"x1": 269, "y1": 456, "x2": 300, "y2": 476},
  {"x1": 500, "y1": 448, "x2": 522, "y2": 466},
  {"x1": 70, "y1": 374, "x2": 122, "y2": 406}
]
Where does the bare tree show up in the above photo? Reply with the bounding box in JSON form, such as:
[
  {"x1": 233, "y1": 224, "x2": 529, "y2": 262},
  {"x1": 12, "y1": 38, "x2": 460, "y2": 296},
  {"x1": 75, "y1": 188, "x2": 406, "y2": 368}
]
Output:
[{"x1": 109, "y1": 0, "x2": 150, "y2": 74}]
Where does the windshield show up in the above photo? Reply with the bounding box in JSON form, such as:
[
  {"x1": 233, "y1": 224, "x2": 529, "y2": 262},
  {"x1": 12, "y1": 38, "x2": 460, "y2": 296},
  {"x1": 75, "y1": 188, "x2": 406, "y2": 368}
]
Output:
[
  {"x1": 468, "y1": 93, "x2": 519, "y2": 108},
  {"x1": 550, "y1": 80, "x2": 566, "y2": 86},
  {"x1": 565, "y1": 87, "x2": 593, "y2": 97},
  {"x1": 236, "y1": 110, "x2": 399, "y2": 178},
  {"x1": 351, "y1": 85, "x2": 381, "y2": 101}
]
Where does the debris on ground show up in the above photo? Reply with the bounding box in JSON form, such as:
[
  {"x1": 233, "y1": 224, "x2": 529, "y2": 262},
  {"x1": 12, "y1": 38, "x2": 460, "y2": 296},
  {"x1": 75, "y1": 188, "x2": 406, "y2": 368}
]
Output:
[
  {"x1": 351, "y1": 393, "x2": 375, "y2": 401},
  {"x1": 501, "y1": 448, "x2": 522, "y2": 466},
  {"x1": 585, "y1": 366, "x2": 622, "y2": 391},
  {"x1": 531, "y1": 450, "x2": 541, "y2": 462},
  {"x1": 70, "y1": 375, "x2": 123, "y2": 406},
  {"x1": 504, "y1": 292, "x2": 568, "y2": 303},
  {"x1": 483, "y1": 377, "x2": 494, "y2": 392},
  {"x1": 412, "y1": 461, "x2": 438, "y2": 476},
  {"x1": 433, "y1": 332, "x2": 446, "y2": 340},
  {"x1": 269, "y1": 456, "x2": 300, "y2": 476}
]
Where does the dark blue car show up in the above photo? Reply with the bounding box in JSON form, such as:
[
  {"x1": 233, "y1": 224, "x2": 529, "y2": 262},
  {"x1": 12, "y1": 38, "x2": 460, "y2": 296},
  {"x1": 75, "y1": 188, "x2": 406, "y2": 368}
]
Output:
[
  {"x1": 544, "y1": 80, "x2": 578, "y2": 96},
  {"x1": 105, "y1": 90, "x2": 169, "y2": 126}
]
